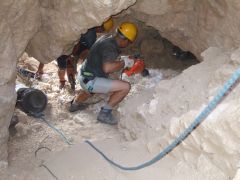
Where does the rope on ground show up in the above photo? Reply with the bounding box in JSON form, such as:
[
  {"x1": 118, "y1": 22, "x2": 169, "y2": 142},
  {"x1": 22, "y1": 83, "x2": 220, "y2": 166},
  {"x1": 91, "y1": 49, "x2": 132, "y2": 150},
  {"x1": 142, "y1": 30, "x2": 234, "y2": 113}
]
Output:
[
  {"x1": 35, "y1": 146, "x2": 51, "y2": 158},
  {"x1": 34, "y1": 134, "x2": 57, "y2": 179},
  {"x1": 40, "y1": 164, "x2": 59, "y2": 180},
  {"x1": 39, "y1": 116, "x2": 73, "y2": 145},
  {"x1": 85, "y1": 67, "x2": 240, "y2": 171}
]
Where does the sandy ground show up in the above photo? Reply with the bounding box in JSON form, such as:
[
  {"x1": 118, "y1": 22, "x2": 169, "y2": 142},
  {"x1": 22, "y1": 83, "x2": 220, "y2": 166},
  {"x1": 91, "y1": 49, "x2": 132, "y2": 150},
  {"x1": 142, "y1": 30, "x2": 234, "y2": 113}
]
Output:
[
  {"x1": 4, "y1": 47, "x2": 240, "y2": 180},
  {"x1": 4, "y1": 56, "x2": 178, "y2": 179},
  {"x1": 34, "y1": 139, "x2": 177, "y2": 180}
]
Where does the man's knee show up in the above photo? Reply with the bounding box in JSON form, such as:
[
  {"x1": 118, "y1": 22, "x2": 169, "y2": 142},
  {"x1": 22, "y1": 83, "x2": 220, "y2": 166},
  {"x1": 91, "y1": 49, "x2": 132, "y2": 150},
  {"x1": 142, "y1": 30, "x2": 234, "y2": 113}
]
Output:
[{"x1": 122, "y1": 81, "x2": 131, "y2": 93}]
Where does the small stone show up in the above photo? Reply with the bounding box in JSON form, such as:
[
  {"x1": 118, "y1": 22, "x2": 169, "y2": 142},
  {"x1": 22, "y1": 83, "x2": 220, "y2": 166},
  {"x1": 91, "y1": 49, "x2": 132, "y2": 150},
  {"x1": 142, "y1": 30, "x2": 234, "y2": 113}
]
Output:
[{"x1": 15, "y1": 123, "x2": 29, "y2": 137}]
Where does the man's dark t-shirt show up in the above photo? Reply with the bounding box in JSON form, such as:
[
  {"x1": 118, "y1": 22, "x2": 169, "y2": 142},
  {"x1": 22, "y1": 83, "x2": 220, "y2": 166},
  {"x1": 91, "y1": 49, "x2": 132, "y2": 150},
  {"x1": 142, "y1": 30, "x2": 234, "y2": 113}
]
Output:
[
  {"x1": 82, "y1": 35, "x2": 120, "y2": 78},
  {"x1": 80, "y1": 28, "x2": 97, "y2": 49},
  {"x1": 72, "y1": 28, "x2": 97, "y2": 57}
]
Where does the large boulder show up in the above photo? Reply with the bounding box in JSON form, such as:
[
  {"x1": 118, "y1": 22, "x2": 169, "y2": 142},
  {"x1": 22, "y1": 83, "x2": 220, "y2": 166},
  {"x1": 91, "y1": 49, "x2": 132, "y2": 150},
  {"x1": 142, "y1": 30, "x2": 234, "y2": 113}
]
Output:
[
  {"x1": 26, "y1": 0, "x2": 136, "y2": 63},
  {"x1": 0, "y1": 0, "x2": 40, "y2": 165}
]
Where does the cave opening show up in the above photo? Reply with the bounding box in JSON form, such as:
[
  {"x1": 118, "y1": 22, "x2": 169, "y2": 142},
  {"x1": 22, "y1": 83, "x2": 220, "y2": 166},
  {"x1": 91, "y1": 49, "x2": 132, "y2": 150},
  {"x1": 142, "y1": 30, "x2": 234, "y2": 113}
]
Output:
[
  {"x1": 115, "y1": 18, "x2": 199, "y2": 72},
  {"x1": 10, "y1": 6, "x2": 202, "y2": 180}
]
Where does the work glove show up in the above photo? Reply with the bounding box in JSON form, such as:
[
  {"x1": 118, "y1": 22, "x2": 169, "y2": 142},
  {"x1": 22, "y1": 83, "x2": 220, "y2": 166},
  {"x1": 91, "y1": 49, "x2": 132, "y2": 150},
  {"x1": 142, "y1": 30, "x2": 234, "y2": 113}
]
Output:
[{"x1": 121, "y1": 56, "x2": 134, "y2": 69}]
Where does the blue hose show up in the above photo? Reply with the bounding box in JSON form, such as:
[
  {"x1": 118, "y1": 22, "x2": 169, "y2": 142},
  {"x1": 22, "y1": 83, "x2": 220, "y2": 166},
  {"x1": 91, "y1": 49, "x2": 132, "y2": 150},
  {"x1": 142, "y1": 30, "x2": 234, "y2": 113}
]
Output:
[
  {"x1": 85, "y1": 67, "x2": 240, "y2": 170},
  {"x1": 40, "y1": 117, "x2": 73, "y2": 145}
]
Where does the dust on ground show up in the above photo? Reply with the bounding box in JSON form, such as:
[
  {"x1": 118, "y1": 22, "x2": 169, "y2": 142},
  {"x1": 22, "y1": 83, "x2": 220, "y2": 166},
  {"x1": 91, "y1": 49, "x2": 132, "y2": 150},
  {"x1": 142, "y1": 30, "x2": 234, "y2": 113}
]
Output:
[{"x1": 5, "y1": 55, "x2": 178, "y2": 179}]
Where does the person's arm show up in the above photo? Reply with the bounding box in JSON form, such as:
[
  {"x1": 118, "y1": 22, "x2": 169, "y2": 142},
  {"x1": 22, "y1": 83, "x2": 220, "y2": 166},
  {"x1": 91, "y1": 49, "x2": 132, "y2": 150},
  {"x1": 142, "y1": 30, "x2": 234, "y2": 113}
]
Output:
[
  {"x1": 103, "y1": 56, "x2": 135, "y2": 74},
  {"x1": 102, "y1": 60, "x2": 124, "y2": 74}
]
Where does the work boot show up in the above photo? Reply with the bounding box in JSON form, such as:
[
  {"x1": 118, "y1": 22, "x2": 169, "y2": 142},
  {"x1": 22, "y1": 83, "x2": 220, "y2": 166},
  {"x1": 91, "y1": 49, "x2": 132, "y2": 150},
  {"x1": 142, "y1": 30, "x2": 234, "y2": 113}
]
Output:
[
  {"x1": 69, "y1": 100, "x2": 88, "y2": 112},
  {"x1": 97, "y1": 108, "x2": 118, "y2": 125}
]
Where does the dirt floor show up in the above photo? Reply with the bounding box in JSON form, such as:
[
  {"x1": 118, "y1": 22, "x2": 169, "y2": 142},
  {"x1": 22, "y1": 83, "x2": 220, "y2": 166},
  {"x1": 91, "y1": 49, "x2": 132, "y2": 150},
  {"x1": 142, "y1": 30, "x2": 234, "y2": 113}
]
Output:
[{"x1": 4, "y1": 55, "x2": 180, "y2": 179}]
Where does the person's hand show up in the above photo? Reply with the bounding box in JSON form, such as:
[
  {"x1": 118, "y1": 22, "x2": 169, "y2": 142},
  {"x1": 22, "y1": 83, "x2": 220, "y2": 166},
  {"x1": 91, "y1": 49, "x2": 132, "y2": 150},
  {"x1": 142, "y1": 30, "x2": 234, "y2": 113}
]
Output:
[{"x1": 121, "y1": 56, "x2": 134, "y2": 69}]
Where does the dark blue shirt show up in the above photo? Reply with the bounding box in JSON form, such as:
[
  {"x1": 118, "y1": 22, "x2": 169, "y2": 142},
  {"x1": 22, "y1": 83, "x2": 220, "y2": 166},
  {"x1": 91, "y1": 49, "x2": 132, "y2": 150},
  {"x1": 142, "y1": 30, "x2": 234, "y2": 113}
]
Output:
[
  {"x1": 80, "y1": 28, "x2": 97, "y2": 49},
  {"x1": 82, "y1": 35, "x2": 120, "y2": 78}
]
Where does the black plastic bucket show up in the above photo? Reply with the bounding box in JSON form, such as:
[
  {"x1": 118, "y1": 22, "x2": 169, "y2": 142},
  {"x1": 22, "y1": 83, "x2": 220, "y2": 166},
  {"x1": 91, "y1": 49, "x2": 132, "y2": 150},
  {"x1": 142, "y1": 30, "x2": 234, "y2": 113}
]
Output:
[{"x1": 16, "y1": 88, "x2": 47, "y2": 116}]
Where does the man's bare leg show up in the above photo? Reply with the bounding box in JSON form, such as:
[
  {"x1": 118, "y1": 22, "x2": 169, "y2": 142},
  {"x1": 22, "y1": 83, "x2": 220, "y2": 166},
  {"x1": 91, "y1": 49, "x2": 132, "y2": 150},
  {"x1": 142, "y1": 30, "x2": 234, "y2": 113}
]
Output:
[
  {"x1": 58, "y1": 69, "x2": 66, "y2": 89},
  {"x1": 35, "y1": 63, "x2": 44, "y2": 79},
  {"x1": 66, "y1": 58, "x2": 77, "y2": 91},
  {"x1": 97, "y1": 80, "x2": 131, "y2": 125},
  {"x1": 107, "y1": 80, "x2": 131, "y2": 108}
]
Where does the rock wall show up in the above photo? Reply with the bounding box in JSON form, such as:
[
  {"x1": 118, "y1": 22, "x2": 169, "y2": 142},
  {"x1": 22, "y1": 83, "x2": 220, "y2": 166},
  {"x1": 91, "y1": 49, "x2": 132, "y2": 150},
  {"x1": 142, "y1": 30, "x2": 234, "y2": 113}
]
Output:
[
  {"x1": 118, "y1": 0, "x2": 240, "y2": 177},
  {"x1": 117, "y1": 1, "x2": 240, "y2": 177},
  {"x1": 119, "y1": 47, "x2": 240, "y2": 178},
  {"x1": 0, "y1": 0, "x2": 41, "y2": 165},
  {"x1": 26, "y1": 0, "x2": 136, "y2": 63},
  {"x1": 0, "y1": 0, "x2": 136, "y2": 164},
  {"x1": 131, "y1": 0, "x2": 240, "y2": 60}
]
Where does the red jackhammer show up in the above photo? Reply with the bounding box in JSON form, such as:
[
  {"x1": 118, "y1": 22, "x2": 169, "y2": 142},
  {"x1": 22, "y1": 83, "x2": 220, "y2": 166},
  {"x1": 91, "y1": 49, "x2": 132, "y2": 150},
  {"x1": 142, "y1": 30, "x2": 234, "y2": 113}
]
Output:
[{"x1": 123, "y1": 55, "x2": 149, "y2": 77}]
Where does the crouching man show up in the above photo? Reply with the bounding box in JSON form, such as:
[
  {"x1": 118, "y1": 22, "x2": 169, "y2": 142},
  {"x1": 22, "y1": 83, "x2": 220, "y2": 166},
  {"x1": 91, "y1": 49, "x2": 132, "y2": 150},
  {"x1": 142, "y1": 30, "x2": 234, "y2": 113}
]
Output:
[{"x1": 69, "y1": 22, "x2": 138, "y2": 125}]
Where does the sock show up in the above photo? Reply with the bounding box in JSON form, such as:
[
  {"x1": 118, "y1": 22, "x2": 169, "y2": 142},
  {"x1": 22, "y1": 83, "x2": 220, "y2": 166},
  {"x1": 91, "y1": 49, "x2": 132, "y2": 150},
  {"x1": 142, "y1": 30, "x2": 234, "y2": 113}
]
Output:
[
  {"x1": 73, "y1": 99, "x2": 79, "y2": 105},
  {"x1": 103, "y1": 104, "x2": 112, "y2": 110}
]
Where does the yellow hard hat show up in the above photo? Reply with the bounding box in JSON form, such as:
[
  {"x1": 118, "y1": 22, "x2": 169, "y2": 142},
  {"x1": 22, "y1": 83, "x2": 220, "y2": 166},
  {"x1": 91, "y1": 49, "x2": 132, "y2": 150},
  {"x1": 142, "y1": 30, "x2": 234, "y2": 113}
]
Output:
[
  {"x1": 103, "y1": 17, "x2": 113, "y2": 32},
  {"x1": 118, "y1": 22, "x2": 137, "y2": 42}
]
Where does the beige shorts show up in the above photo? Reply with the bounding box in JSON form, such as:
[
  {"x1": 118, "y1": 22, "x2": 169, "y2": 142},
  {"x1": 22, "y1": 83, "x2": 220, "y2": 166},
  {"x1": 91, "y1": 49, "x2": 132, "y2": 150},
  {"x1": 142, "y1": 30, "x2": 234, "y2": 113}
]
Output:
[{"x1": 79, "y1": 75, "x2": 113, "y2": 93}]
